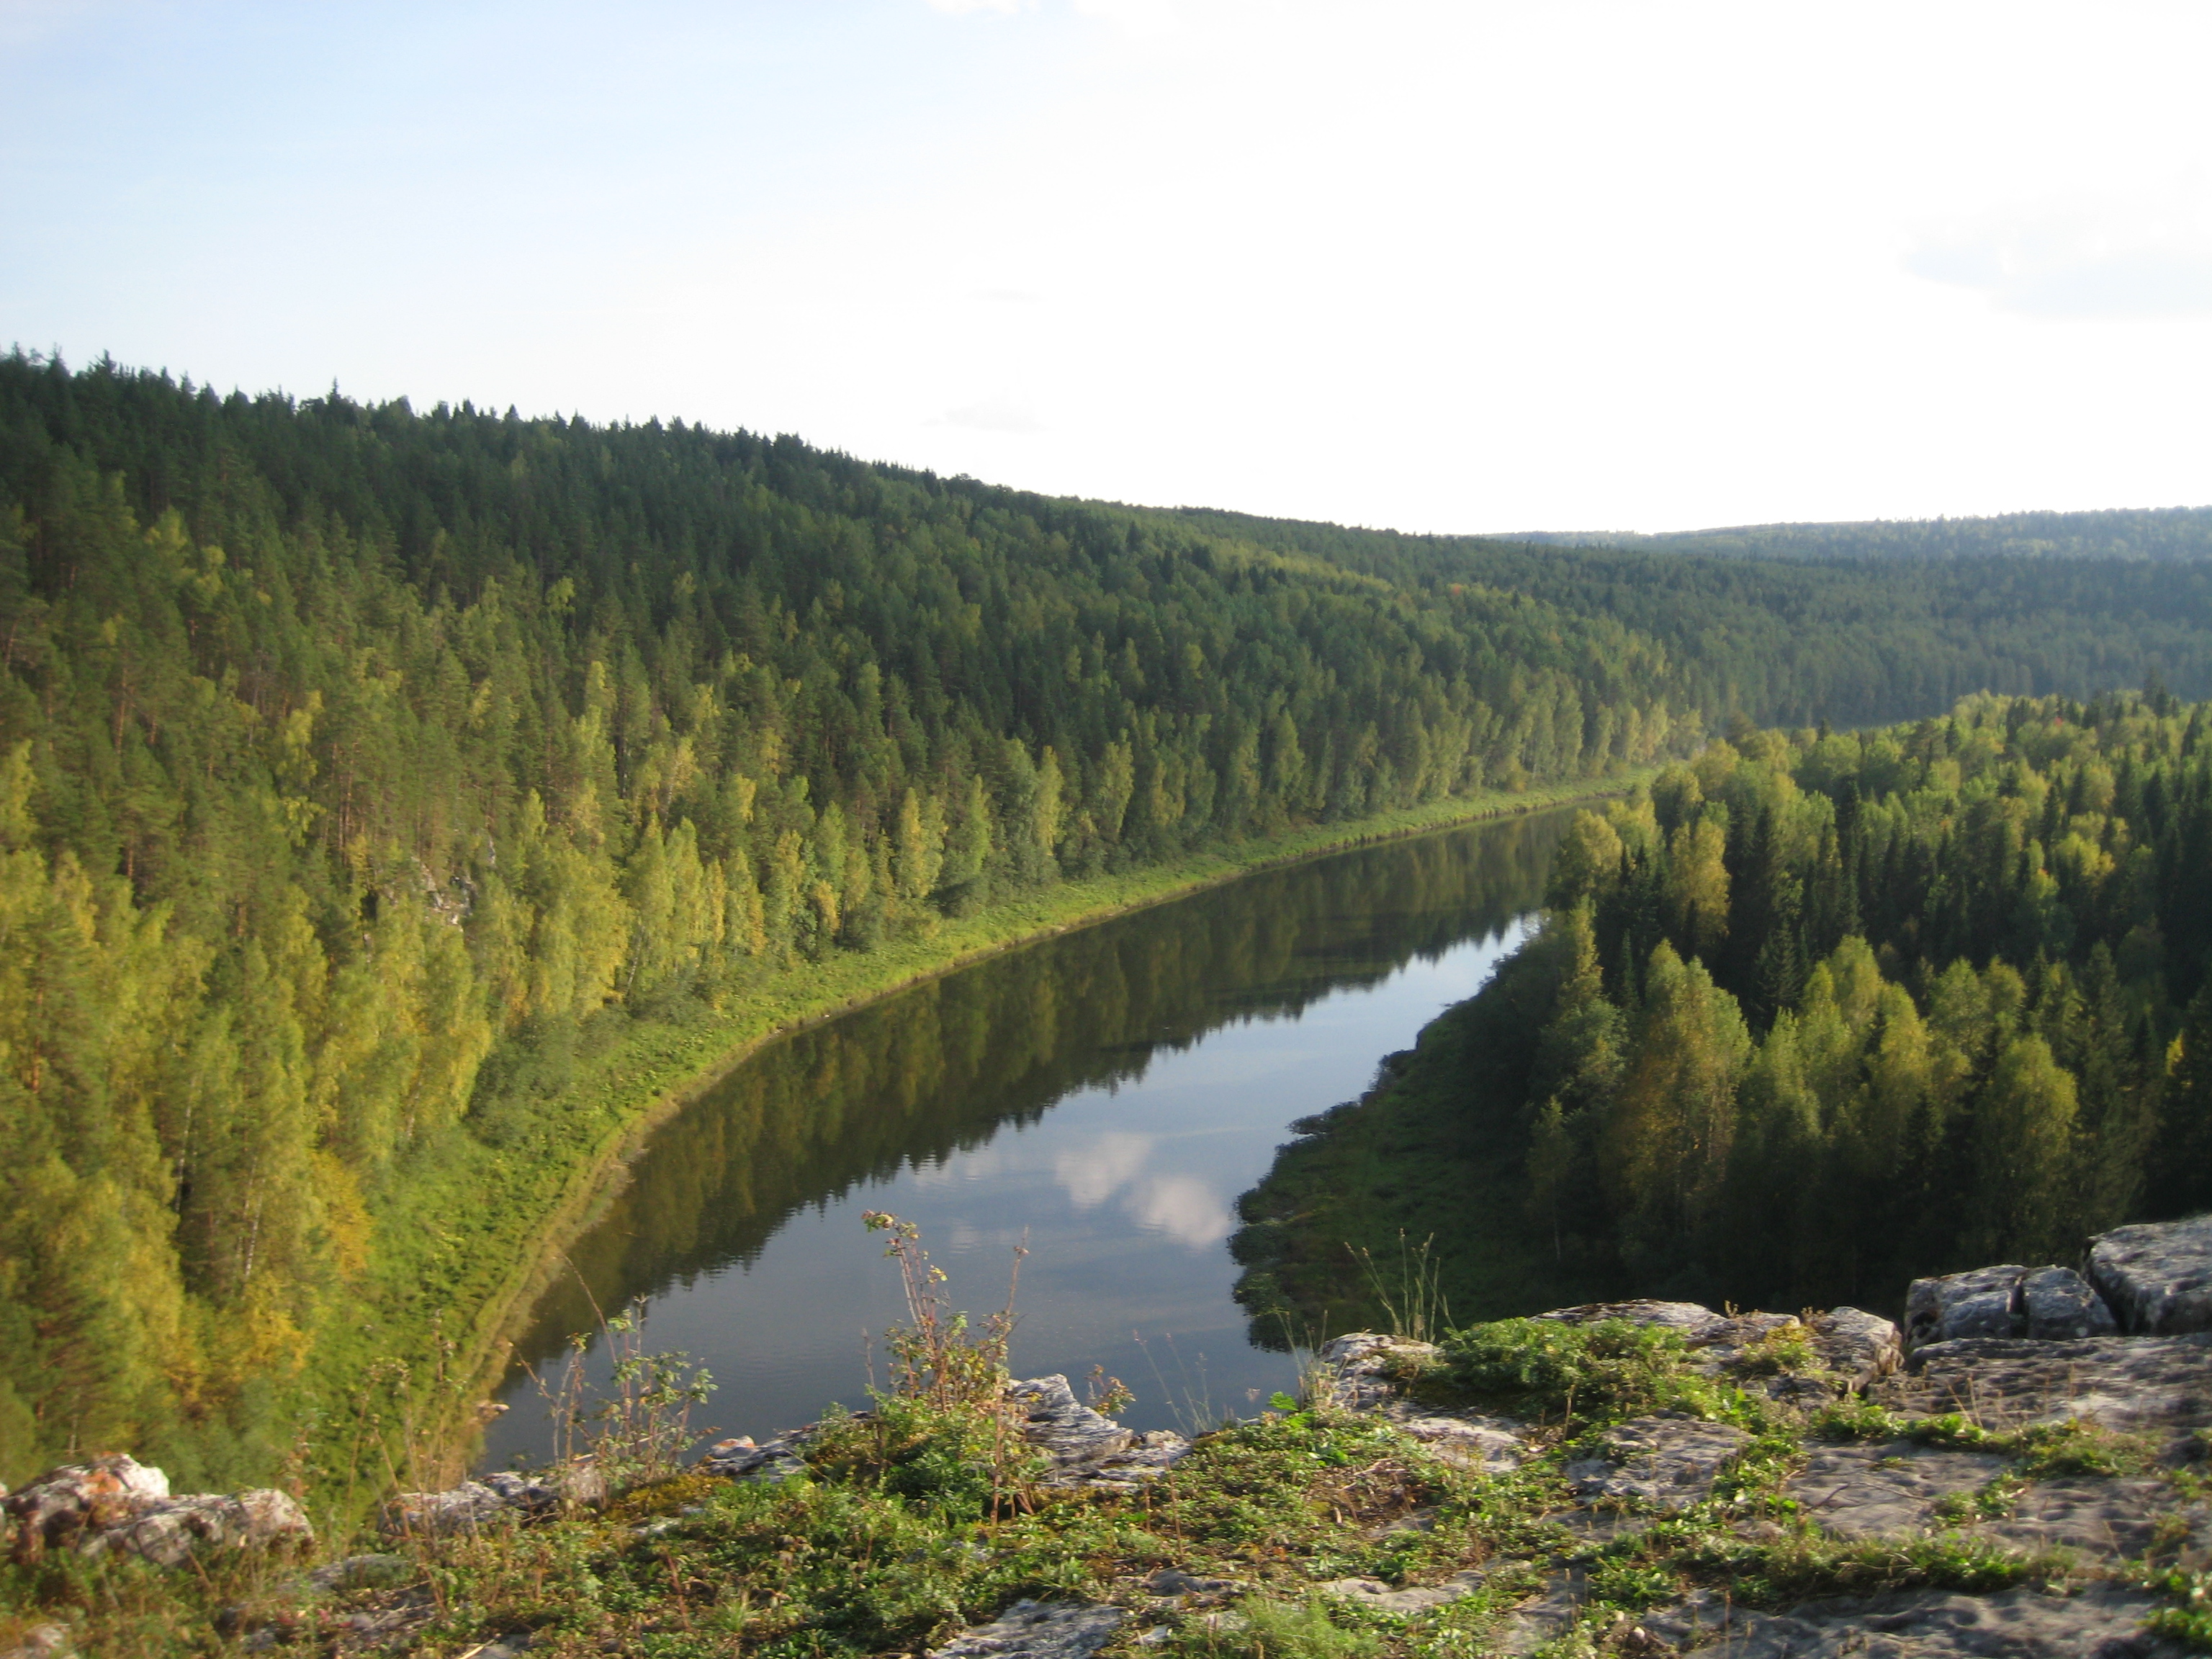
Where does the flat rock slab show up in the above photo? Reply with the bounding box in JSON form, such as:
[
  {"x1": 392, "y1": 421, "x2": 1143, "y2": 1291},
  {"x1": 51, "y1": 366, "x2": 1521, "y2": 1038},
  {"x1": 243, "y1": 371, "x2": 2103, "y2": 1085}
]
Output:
[
  {"x1": 930, "y1": 1601, "x2": 1125, "y2": 1659},
  {"x1": 1319, "y1": 1570, "x2": 1485, "y2": 1614},
  {"x1": 1892, "y1": 1333, "x2": 2212, "y2": 1437},
  {"x1": 1652, "y1": 1582, "x2": 2193, "y2": 1657},
  {"x1": 1986, "y1": 1478, "x2": 2212, "y2": 1562},
  {"x1": 2089, "y1": 1214, "x2": 2212, "y2": 1334},
  {"x1": 1785, "y1": 1442, "x2": 2010, "y2": 1539},
  {"x1": 1565, "y1": 1414, "x2": 1750, "y2": 1509},
  {"x1": 1382, "y1": 1408, "x2": 1525, "y2": 1471}
]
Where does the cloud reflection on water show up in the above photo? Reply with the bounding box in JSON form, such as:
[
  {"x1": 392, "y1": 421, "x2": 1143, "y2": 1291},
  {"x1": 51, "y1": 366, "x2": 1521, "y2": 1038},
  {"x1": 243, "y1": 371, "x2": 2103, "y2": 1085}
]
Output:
[{"x1": 1056, "y1": 1130, "x2": 1232, "y2": 1247}]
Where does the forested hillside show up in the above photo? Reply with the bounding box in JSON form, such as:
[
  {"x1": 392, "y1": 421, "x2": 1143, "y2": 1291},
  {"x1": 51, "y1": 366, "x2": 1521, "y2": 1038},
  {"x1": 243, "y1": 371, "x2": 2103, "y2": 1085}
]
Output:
[
  {"x1": 1234, "y1": 692, "x2": 2212, "y2": 1328},
  {"x1": 1169, "y1": 509, "x2": 2212, "y2": 727},
  {"x1": 2, "y1": 350, "x2": 2211, "y2": 1493}
]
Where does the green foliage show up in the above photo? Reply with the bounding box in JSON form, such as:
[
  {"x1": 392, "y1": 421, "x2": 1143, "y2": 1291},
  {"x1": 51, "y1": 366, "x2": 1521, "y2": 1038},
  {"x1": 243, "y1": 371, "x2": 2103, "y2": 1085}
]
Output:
[
  {"x1": 1267, "y1": 690, "x2": 2212, "y2": 1323},
  {"x1": 1173, "y1": 1596, "x2": 1384, "y2": 1659},
  {"x1": 1435, "y1": 1318, "x2": 1719, "y2": 1428},
  {"x1": 2147, "y1": 1567, "x2": 2212, "y2": 1651}
]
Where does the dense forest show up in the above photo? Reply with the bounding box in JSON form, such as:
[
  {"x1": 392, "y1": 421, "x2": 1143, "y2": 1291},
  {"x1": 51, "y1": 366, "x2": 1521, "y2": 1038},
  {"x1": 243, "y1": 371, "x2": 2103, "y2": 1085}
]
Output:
[
  {"x1": 3, "y1": 349, "x2": 2211, "y2": 1493},
  {"x1": 1516, "y1": 505, "x2": 2212, "y2": 564},
  {"x1": 1234, "y1": 691, "x2": 2212, "y2": 1329}
]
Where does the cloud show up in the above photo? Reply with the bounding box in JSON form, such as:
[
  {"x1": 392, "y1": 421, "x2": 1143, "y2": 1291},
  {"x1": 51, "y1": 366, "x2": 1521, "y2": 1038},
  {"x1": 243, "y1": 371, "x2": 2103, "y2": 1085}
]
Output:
[
  {"x1": 1056, "y1": 1131, "x2": 1154, "y2": 1208},
  {"x1": 925, "y1": 0, "x2": 1033, "y2": 13},
  {"x1": 1907, "y1": 194, "x2": 2212, "y2": 320},
  {"x1": 932, "y1": 397, "x2": 1046, "y2": 434},
  {"x1": 1130, "y1": 1174, "x2": 1233, "y2": 1248},
  {"x1": 1052, "y1": 1132, "x2": 1230, "y2": 1246}
]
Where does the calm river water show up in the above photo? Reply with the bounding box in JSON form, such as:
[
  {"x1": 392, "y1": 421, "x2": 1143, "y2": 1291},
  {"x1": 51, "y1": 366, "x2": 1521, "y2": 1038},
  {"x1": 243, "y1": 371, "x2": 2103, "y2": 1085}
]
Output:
[{"x1": 480, "y1": 806, "x2": 1573, "y2": 1465}]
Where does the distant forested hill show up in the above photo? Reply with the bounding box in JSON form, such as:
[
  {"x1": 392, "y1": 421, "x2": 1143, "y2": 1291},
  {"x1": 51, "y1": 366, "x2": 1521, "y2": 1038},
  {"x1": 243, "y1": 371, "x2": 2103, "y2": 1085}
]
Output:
[
  {"x1": 1164, "y1": 507, "x2": 2212, "y2": 727},
  {"x1": 1, "y1": 349, "x2": 2209, "y2": 1491},
  {"x1": 1510, "y1": 506, "x2": 2212, "y2": 563}
]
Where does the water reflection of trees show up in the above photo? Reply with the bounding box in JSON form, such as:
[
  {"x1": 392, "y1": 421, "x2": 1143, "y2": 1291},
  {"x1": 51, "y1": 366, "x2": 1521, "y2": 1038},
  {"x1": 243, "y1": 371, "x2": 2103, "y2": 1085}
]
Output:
[{"x1": 504, "y1": 809, "x2": 1571, "y2": 1376}]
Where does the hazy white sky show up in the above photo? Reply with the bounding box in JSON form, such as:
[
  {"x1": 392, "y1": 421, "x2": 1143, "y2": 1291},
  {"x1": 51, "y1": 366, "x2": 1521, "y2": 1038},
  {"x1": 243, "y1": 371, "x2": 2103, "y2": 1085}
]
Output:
[{"x1": 5, "y1": 0, "x2": 2211, "y2": 532}]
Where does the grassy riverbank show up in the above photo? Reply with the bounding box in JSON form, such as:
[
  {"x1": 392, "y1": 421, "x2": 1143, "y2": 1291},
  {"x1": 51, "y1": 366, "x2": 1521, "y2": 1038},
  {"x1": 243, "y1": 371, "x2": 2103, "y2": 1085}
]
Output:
[
  {"x1": 1229, "y1": 943, "x2": 1622, "y2": 1346},
  {"x1": 309, "y1": 773, "x2": 1643, "y2": 1509}
]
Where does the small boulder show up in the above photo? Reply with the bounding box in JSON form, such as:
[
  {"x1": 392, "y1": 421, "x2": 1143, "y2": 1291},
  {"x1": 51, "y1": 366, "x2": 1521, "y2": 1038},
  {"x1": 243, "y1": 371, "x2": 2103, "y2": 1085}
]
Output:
[
  {"x1": 2019, "y1": 1266, "x2": 2119, "y2": 1340},
  {"x1": 2087, "y1": 1213, "x2": 2212, "y2": 1334},
  {"x1": 1, "y1": 1457, "x2": 310, "y2": 1569},
  {"x1": 1316, "y1": 1334, "x2": 1439, "y2": 1410},
  {"x1": 930, "y1": 1600, "x2": 1125, "y2": 1659},
  {"x1": 1007, "y1": 1375, "x2": 1132, "y2": 1470},
  {"x1": 379, "y1": 1480, "x2": 510, "y2": 1537},
  {"x1": 1808, "y1": 1308, "x2": 1903, "y2": 1385},
  {"x1": 1319, "y1": 1571, "x2": 1485, "y2": 1614},
  {"x1": 1904, "y1": 1264, "x2": 2026, "y2": 1349},
  {"x1": 0, "y1": 1623, "x2": 71, "y2": 1659},
  {"x1": 698, "y1": 1434, "x2": 807, "y2": 1483},
  {"x1": 3, "y1": 1456, "x2": 171, "y2": 1563}
]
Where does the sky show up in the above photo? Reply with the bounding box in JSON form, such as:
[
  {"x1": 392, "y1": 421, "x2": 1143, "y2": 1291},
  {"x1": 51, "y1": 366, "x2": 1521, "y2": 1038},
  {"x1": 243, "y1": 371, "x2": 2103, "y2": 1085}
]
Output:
[{"x1": 4, "y1": 0, "x2": 2211, "y2": 534}]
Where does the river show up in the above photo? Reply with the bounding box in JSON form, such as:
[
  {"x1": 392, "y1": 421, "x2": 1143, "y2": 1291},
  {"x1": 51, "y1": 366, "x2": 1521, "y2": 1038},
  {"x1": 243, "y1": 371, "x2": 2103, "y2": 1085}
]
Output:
[{"x1": 480, "y1": 804, "x2": 1574, "y2": 1464}]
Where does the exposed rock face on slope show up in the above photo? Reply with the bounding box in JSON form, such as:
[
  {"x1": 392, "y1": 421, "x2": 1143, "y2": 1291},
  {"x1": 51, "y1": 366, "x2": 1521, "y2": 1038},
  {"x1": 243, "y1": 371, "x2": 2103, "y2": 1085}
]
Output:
[
  {"x1": 1905, "y1": 1262, "x2": 2121, "y2": 1348},
  {"x1": 0, "y1": 1455, "x2": 313, "y2": 1568},
  {"x1": 2089, "y1": 1213, "x2": 2212, "y2": 1334}
]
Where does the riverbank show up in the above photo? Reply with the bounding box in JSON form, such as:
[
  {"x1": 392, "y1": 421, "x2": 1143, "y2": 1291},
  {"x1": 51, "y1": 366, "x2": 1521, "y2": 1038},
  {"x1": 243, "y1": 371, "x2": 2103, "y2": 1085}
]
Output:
[{"x1": 313, "y1": 771, "x2": 1648, "y2": 1499}]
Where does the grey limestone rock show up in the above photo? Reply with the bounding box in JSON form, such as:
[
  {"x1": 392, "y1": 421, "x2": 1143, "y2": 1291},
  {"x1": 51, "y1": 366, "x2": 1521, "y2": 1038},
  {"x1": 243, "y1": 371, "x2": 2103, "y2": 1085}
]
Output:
[
  {"x1": 1658, "y1": 1583, "x2": 2191, "y2": 1657},
  {"x1": 1564, "y1": 1413, "x2": 1750, "y2": 1509},
  {"x1": 4, "y1": 1455, "x2": 169, "y2": 1563},
  {"x1": 85, "y1": 1488, "x2": 313, "y2": 1569},
  {"x1": 1896, "y1": 1331, "x2": 2212, "y2": 1437},
  {"x1": 380, "y1": 1480, "x2": 511, "y2": 1536},
  {"x1": 1905, "y1": 1262, "x2": 2123, "y2": 1349},
  {"x1": 2088, "y1": 1213, "x2": 2212, "y2": 1334},
  {"x1": 1007, "y1": 1375, "x2": 1193, "y2": 1488},
  {"x1": 697, "y1": 1433, "x2": 808, "y2": 1483},
  {"x1": 1318, "y1": 1570, "x2": 1486, "y2": 1614},
  {"x1": 0, "y1": 1624, "x2": 71, "y2": 1659},
  {"x1": 2021, "y1": 1265, "x2": 2121, "y2": 1340},
  {"x1": 1382, "y1": 1411, "x2": 1524, "y2": 1471},
  {"x1": 1987, "y1": 1476, "x2": 2212, "y2": 1562},
  {"x1": 930, "y1": 1600, "x2": 1125, "y2": 1659},
  {"x1": 1, "y1": 1456, "x2": 310, "y2": 1569},
  {"x1": 1784, "y1": 1442, "x2": 2011, "y2": 1538},
  {"x1": 1007, "y1": 1375, "x2": 1132, "y2": 1467},
  {"x1": 1316, "y1": 1333, "x2": 1439, "y2": 1410},
  {"x1": 1809, "y1": 1305, "x2": 1905, "y2": 1385},
  {"x1": 1905, "y1": 1264, "x2": 2029, "y2": 1349}
]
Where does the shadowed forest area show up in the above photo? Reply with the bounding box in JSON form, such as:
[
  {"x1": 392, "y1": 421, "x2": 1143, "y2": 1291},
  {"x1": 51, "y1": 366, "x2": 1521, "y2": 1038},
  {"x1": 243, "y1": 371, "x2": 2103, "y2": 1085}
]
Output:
[{"x1": 2, "y1": 349, "x2": 2210, "y2": 1496}]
